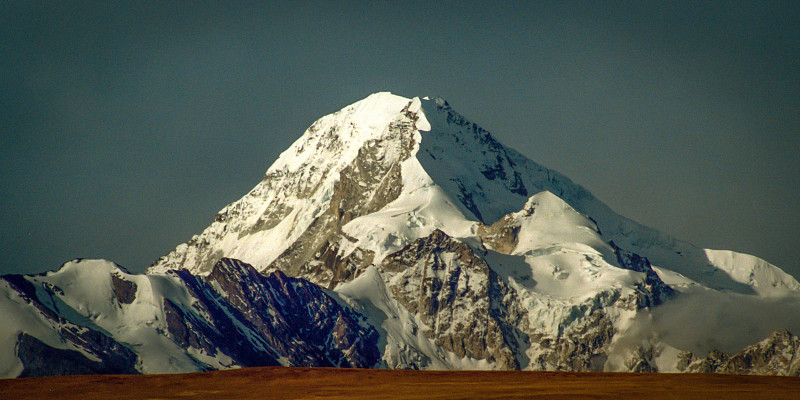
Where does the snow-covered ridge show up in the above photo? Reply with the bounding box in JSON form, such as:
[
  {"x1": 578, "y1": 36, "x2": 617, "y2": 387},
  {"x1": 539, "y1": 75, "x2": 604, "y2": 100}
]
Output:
[
  {"x1": 0, "y1": 257, "x2": 382, "y2": 378},
  {"x1": 268, "y1": 92, "x2": 419, "y2": 173},
  {"x1": 119, "y1": 91, "x2": 800, "y2": 375},
  {"x1": 148, "y1": 91, "x2": 799, "y2": 298},
  {"x1": 148, "y1": 93, "x2": 426, "y2": 276}
]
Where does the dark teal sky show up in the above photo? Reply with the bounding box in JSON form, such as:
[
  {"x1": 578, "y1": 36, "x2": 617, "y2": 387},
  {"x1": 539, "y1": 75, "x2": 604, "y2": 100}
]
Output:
[{"x1": 2, "y1": 1, "x2": 798, "y2": 278}]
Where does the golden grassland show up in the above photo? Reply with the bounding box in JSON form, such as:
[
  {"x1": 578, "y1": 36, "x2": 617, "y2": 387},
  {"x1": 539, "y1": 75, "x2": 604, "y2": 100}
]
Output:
[{"x1": 2, "y1": 366, "x2": 799, "y2": 400}]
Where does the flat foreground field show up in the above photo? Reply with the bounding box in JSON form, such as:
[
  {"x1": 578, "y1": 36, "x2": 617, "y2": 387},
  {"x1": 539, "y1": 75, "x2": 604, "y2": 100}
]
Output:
[{"x1": 2, "y1": 367, "x2": 799, "y2": 400}]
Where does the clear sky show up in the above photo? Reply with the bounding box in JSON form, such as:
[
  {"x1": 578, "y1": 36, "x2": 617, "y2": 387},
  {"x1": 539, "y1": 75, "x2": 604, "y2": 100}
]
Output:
[{"x1": 2, "y1": 1, "x2": 798, "y2": 278}]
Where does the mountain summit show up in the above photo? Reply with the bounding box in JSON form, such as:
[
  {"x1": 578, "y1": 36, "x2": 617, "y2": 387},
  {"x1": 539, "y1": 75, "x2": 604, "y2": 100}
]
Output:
[
  {"x1": 150, "y1": 92, "x2": 798, "y2": 296},
  {"x1": 143, "y1": 92, "x2": 800, "y2": 372},
  {"x1": 3, "y1": 92, "x2": 799, "y2": 377}
]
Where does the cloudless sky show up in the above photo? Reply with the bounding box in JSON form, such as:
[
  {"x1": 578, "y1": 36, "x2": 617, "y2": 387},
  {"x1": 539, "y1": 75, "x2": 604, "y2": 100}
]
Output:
[{"x1": 2, "y1": 1, "x2": 798, "y2": 278}]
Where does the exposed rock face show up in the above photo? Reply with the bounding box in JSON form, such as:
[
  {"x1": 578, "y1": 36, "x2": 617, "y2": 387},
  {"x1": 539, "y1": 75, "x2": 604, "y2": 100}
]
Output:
[
  {"x1": 676, "y1": 350, "x2": 695, "y2": 371},
  {"x1": 381, "y1": 229, "x2": 518, "y2": 369},
  {"x1": 476, "y1": 215, "x2": 520, "y2": 255},
  {"x1": 8, "y1": 252, "x2": 798, "y2": 377},
  {"x1": 419, "y1": 97, "x2": 529, "y2": 223},
  {"x1": 2, "y1": 274, "x2": 140, "y2": 377},
  {"x1": 8, "y1": 93, "x2": 800, "y2": 378},
  {"x1": 684, "y1": 349, "x2": 730, "y2": 373},
  {"x1": 149, "y1": 94, "x2": 423, "y2": 280},
  {"x1": 467, "y1": 194, "x2": 675, "y2": 371},
  {"x1": 206, "y1": 258, "x2": 380, "y2": 368},
  {"x1": 110, "y1": 273, "x2": 137, "y2": 305},
  {"x1": 611, "y1": 243, "x2": 674, "y2": 309},
  {"x1": 721, "y1": 331, "x2": 800, "y2": 375},
  {"x1": 624, "y1": 346, "x2": 658, "y2": 373},
  {"x1": 167, "y1": 269, "x2": 281, "y2": 369},
  {"x1": 529, "y1": 310, "x2": 616, "y2": 371},
  {"x1": 266, "y1": 108, "x2": 418, "y2": 288},
  {"x1": 2, "y1": 274, "x2": 56, "y2": 321},
  {"x1": 679, "y1": 331, "x2": 800, "y2": 376},
  {"x1": 16, "y1": 333, "x2": 138, "y2": 377},
  {"x1": 376, "y1": 229, "x2": 637, "y2": 372},
  {"x1": 161, "y1": 259, "x2": 382, "y2": 370},
  {"x1": 162, "y1": 298, "x2": 220, "y2": 358}
]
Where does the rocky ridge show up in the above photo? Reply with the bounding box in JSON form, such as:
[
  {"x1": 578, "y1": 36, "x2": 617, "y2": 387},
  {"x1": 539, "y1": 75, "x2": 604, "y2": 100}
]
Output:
[
  {"x1": 0, "y1": 258, "x2": 380, "y2": 377},
  {"x1": 678, "y1": 331, "x2": 800, "y2": 375}
]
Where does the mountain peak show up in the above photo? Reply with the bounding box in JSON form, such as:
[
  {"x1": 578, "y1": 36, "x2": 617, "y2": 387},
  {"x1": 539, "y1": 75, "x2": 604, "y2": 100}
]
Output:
[
  {"x1": 148, "y1": 92, "x2": 799, "y2": 299},
  {"x1": 7, "y1": 92, "x2": 800, "y2": 377}
]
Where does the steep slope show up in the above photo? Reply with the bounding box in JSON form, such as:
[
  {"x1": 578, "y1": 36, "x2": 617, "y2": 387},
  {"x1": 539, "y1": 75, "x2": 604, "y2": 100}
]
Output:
[
  {"x1": 0, "y1": 258, "x2": 380, "y2": 378},
  {"x1": 414, "y1": 96, "x2": 799, "y2": 296},
  {"x1": 148, "y1": 94, "x2": 423, "y2": 287}
]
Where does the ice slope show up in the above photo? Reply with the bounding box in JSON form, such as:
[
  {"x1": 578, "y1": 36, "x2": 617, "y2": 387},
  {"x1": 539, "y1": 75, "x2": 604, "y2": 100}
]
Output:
[
  {"x1": 6, "y1": 92, "x2": 800, "y2": 376},
  {"x1": 0, "y1": 278, "x2": 86, "y2": 378},
  {"x1": 337, "y1": 147, "x2": 478, "y2": 264}
]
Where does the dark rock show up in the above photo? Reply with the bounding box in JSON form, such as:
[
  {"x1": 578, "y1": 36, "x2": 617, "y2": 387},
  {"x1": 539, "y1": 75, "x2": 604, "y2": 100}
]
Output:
[
  {"x1": 611, "y1": 242, "x2": 674, "y2": 309},
  {"x1": 110, "y1": 274, "x2": 137, "y2": 305},
  {"x1": 625, "y1": 346, "x2": 657, "y2": 373},
  {"x1": 4, "y1": 273, "x2": 140, "y2": 377},
  {"x1": 163, "y1": 298, "x2": 219, "y2": 357},
  {"x1": 676, "y1": 351, "x2": 696, "y2": 371},
  {"x1": 16, "y1": 332, "x2": 137, "y2": 378},
  {"x1": 476, "y1": 214, "x2": 521, "y2": 254},
  {"x1": 532, "y1": 310, "x2": 616, "y2": 371},
  {"x1": 691, "y1": 350, "x2": 730, "y2": 373},
  {"x1": 170, "y1": 269, "x2": 281, "y2": 368},
  {"x1": 206, "y1": 258, "x2": 381, "y2": 368}
]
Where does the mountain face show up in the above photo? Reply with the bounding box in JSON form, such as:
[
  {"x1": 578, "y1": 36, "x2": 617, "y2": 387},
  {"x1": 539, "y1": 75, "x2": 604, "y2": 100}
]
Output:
[
  {"x1": 4, "y1": 92, "x2": 800, "y2": 377},
  {"x1": 0, "y1": 258, "x2": 380, "y2": 377}
]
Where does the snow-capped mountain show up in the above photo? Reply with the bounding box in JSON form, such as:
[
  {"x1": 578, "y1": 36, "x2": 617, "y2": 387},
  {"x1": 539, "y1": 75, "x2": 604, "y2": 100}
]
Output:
[
  {"x1": 147, "y1": 92, "x2": 800, "y2": 371},
  {"x1": 0, "y1": 258, "x2": 379, "y2": 377},
  {"x1": 149, "y1": 92, "x2": 799, "y2": 294},
  {"x1": 3, "y1": 92, "x2": 800, "y2": 377}
]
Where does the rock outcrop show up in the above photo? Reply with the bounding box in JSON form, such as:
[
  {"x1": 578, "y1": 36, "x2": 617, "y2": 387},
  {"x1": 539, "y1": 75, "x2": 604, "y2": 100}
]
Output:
[
  {"x1": 381, "y1": 229, "x2": 519, "y2": 369},
  {"x1": 679, "y1": 331, "x2": 800, "y2": 376}
]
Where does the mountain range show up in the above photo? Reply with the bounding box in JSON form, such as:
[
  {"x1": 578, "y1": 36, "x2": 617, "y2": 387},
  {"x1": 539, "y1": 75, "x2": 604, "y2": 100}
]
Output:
[{"x1": 3, "y1": 92, "x2": 799, "y2": 378}]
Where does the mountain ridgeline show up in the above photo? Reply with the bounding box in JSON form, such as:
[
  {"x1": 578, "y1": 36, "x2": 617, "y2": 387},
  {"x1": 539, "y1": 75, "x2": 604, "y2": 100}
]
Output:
[{"x1": 3, "y1": 93, "x2": 799, "y2": 377}]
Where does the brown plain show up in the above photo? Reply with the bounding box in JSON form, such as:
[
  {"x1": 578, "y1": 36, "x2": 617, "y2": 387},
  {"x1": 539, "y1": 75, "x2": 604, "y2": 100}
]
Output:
[{"x1": 2, "y1": 366, "x2": 799, "y2": 400}]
